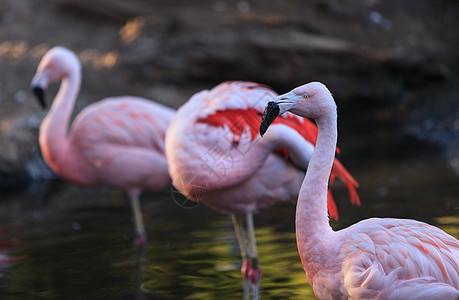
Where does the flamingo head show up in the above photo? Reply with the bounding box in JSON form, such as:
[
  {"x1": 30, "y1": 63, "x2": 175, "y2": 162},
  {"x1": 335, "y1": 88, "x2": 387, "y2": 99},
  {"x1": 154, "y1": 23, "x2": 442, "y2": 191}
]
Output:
[
  {"x1": 30, "y1": 47, "x2": 80, "y2": 108},
  {"x1": 260, "y1": 82, "x2": 334, "y2": 136}
]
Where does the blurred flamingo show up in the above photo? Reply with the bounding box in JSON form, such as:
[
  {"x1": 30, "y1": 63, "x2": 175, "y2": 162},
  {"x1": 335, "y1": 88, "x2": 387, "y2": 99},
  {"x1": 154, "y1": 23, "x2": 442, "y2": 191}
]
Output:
[
  {"x1": 30, "y1": 47, "x2": 175, "y2": 246},
  {"x1": 260, "y1": 82, "x2": 459, "y2": 299},
  {"x1": 165, "y1": 81, "x2": 360, "y2": 299}
]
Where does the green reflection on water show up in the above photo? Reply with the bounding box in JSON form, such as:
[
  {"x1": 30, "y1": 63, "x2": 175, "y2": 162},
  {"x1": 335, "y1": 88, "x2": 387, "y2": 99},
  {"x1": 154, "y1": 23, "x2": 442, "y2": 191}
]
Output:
[
  {"x1": 141, "y1": 217, "x2": 315, "y2": 299},
  {"x1": 0, "y1": 167, "x2": 457, "y2": 300},
  {"x1": 0, "y1": 192, "x2": 315, "y2": 299}
]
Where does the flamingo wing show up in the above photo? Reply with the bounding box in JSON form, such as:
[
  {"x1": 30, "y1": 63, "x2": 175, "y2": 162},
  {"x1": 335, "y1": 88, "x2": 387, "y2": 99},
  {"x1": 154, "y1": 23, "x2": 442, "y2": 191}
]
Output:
[
  {"x1": 72, "y1": 98, "x2": 171, "y2": 152},
  {"x1": 69, "y1": 97, "x2": 173, "y2": 190},
  {"x1": 340, "y1": 218, "x2": 459, "y2": 298}
]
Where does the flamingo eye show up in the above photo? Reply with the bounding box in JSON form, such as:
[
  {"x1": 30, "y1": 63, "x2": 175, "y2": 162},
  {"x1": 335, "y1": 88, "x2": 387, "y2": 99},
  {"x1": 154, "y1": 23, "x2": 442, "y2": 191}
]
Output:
[{"x1": 302, "y1": 93, "x2": 310, "y2": 98}]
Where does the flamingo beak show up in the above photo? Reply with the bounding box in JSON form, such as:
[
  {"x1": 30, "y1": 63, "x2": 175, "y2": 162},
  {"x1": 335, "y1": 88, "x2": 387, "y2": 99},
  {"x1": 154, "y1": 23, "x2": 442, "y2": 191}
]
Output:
[
  {"x1": 31, "y1": 69, "x2": 49, "y2": 109},
  {"x1": 32, "y1": 86, "x2": 46, "y2": 109},
  {"x1": 260, "y1": 101, "x2": 280, "y2": 136}
]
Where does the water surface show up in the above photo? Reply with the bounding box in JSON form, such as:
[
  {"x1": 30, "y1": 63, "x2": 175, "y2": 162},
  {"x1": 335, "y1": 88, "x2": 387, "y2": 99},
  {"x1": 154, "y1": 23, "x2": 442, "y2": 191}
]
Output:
[{"x1": 0, "y1": 155, "x2": 457, "y2": 299}]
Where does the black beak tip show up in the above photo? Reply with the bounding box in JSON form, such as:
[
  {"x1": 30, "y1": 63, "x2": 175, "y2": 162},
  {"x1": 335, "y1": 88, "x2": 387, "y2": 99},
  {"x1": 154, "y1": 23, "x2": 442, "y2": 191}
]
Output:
[
  {"x1": 259, "y1": 101, "x2": 280, "y2": 137},
  {"x1": 32, "y1": 86, "x2": 46, "y2": 109},
  {"x1": 259, "y1": 125, "x2": 267, "y2": 137}
]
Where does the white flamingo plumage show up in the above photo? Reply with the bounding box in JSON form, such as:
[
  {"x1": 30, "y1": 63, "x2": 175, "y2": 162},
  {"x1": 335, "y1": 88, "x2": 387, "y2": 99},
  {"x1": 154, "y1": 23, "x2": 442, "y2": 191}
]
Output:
[{"x1": 260, "y1": 81, "x2": 459, "y2": 299}]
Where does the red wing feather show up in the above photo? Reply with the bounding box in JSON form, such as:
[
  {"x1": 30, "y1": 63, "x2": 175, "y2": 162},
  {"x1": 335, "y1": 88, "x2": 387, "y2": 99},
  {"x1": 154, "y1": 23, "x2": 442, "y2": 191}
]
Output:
[
  {"x1": 198, "y1": 108, "x2": 360, "y2": 218},
  {"x1": 198, "y1": 108, "x2": 341, "y2": 153},
  {"x1": 198, "y1": 109, "x2": 261, "y2": 140}
]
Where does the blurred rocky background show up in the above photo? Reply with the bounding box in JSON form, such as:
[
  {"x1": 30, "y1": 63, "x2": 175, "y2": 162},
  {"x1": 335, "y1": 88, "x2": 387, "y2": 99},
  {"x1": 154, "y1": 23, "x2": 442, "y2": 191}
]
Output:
[{"x1": 0, "y1": 0, "x2": 458, "y2": 191}]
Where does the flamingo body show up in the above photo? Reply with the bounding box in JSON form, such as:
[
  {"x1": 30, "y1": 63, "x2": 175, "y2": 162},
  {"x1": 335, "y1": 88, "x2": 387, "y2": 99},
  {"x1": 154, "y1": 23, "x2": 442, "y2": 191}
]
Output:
[
  {"x1": 303, "y1": 218, "x2": 459, "y2": 299},
  {"x1": 260, "y1": 82, "x2": 459, "y2": 299},
  {"x1": 31, "y1": 47, "x2": 175, "y2": 245},
  {"x1": 166, "y1": 81, "x2": 360, "y2": 298},
  {"x1": 338, "y1": 218, "x2": 459, "y2": 299},
  {"x1": 166, "y1": 81, "x2": 359, "y2": 217},
  {"x1": 44, "y1": 97, "x2": 173, "y2": 192}
]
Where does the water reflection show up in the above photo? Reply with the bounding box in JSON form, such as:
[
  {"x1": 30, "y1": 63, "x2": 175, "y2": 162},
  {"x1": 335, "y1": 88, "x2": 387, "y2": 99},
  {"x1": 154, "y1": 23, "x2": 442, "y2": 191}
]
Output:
[{"x1": 0, "y1": 156, "x2": 457, "y2": 299}]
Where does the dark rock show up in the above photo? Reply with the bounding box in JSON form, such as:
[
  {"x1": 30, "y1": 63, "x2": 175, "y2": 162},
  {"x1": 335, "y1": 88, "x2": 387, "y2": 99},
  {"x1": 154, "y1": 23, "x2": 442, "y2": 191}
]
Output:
[
  {"x1": 0, "y1": 113, "x2": 55, "y2": 190},
  {"x1": 0, "y1": 0, "x2": 458, "y2": 184}
]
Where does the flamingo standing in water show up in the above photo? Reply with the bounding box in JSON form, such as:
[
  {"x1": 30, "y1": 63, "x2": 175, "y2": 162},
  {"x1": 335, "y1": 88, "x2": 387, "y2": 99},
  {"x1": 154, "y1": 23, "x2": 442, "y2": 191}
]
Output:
[
  {"x1": 165, "y1": 81, "x2": 360, "y2": 299},
  {"x1": 260, "y1": 82, "x2": 459, "y2": 299},
  {"x1": 30, "y1": 47, "x2": 175, "y2": 246}
]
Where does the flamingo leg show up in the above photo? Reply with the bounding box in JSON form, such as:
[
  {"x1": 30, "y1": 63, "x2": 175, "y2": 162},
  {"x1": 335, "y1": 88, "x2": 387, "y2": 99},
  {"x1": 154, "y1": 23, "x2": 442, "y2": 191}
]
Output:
[
  {"x1": 130, "y1": 193, "x2": 147, "y2": 247},
  {"x1": 246, "y1": 213, "x2": 260, "y2": 300},
  {"x1": 231, "y1": 214, "x2": 250, "y2": 300},
  {"x1": 136, "y1": 246, "x2": 146, "y2": 293}
]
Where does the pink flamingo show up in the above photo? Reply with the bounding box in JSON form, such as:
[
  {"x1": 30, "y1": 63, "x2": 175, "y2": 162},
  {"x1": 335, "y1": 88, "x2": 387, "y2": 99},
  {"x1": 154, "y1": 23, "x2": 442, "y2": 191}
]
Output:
[
  {"x1": 260, "y1": 82, "x2": 459, "y2": 299},
  {"x1": 165, "y1": 81, "x2": 360, "y2": 299},
  {"x1": 30, "y1": 47, "x2": 175, "y2": 246}
]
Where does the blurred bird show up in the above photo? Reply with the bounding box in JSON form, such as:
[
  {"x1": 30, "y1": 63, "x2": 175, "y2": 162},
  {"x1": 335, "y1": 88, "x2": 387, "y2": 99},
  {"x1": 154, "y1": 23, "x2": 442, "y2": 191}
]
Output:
[
  {"x1": 31, "y1": 46, "x2": 175, "y2": 246},
  {"x1": 165, "y1": 81, "x2": 360, "y2": 299},
  {"x1": 260, "y1": 82, "x2": 459, "y2": 299}
]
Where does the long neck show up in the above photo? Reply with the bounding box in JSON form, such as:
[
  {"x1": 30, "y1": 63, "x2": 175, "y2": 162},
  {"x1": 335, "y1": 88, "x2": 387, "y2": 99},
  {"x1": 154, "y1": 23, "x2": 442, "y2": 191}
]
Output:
[
  {"x1": 39, "y1": 66, "x2": 81, "y2": 172},
  {"x1": 295, "y1": 108, "x2": 338, "y2": 269},
  {"x1": 196, "y1": 122, "x2": 298, "y2": 190}
]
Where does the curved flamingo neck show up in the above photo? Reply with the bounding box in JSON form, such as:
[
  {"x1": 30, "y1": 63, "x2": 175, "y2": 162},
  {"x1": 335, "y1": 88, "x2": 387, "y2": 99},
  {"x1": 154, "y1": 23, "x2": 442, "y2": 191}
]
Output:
[
  {"x1": 39, "y1": 64, "x2": 81, "y2": 173},
  {"x1": 205, "y1": 135, "x2": 276, "y2": 190},
  {"x1": 199, "y1": 123, "x2": 301, "y2": 190},
  {"x1": 295, "y1": 108, "x2": 338, "y2": 272}
]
